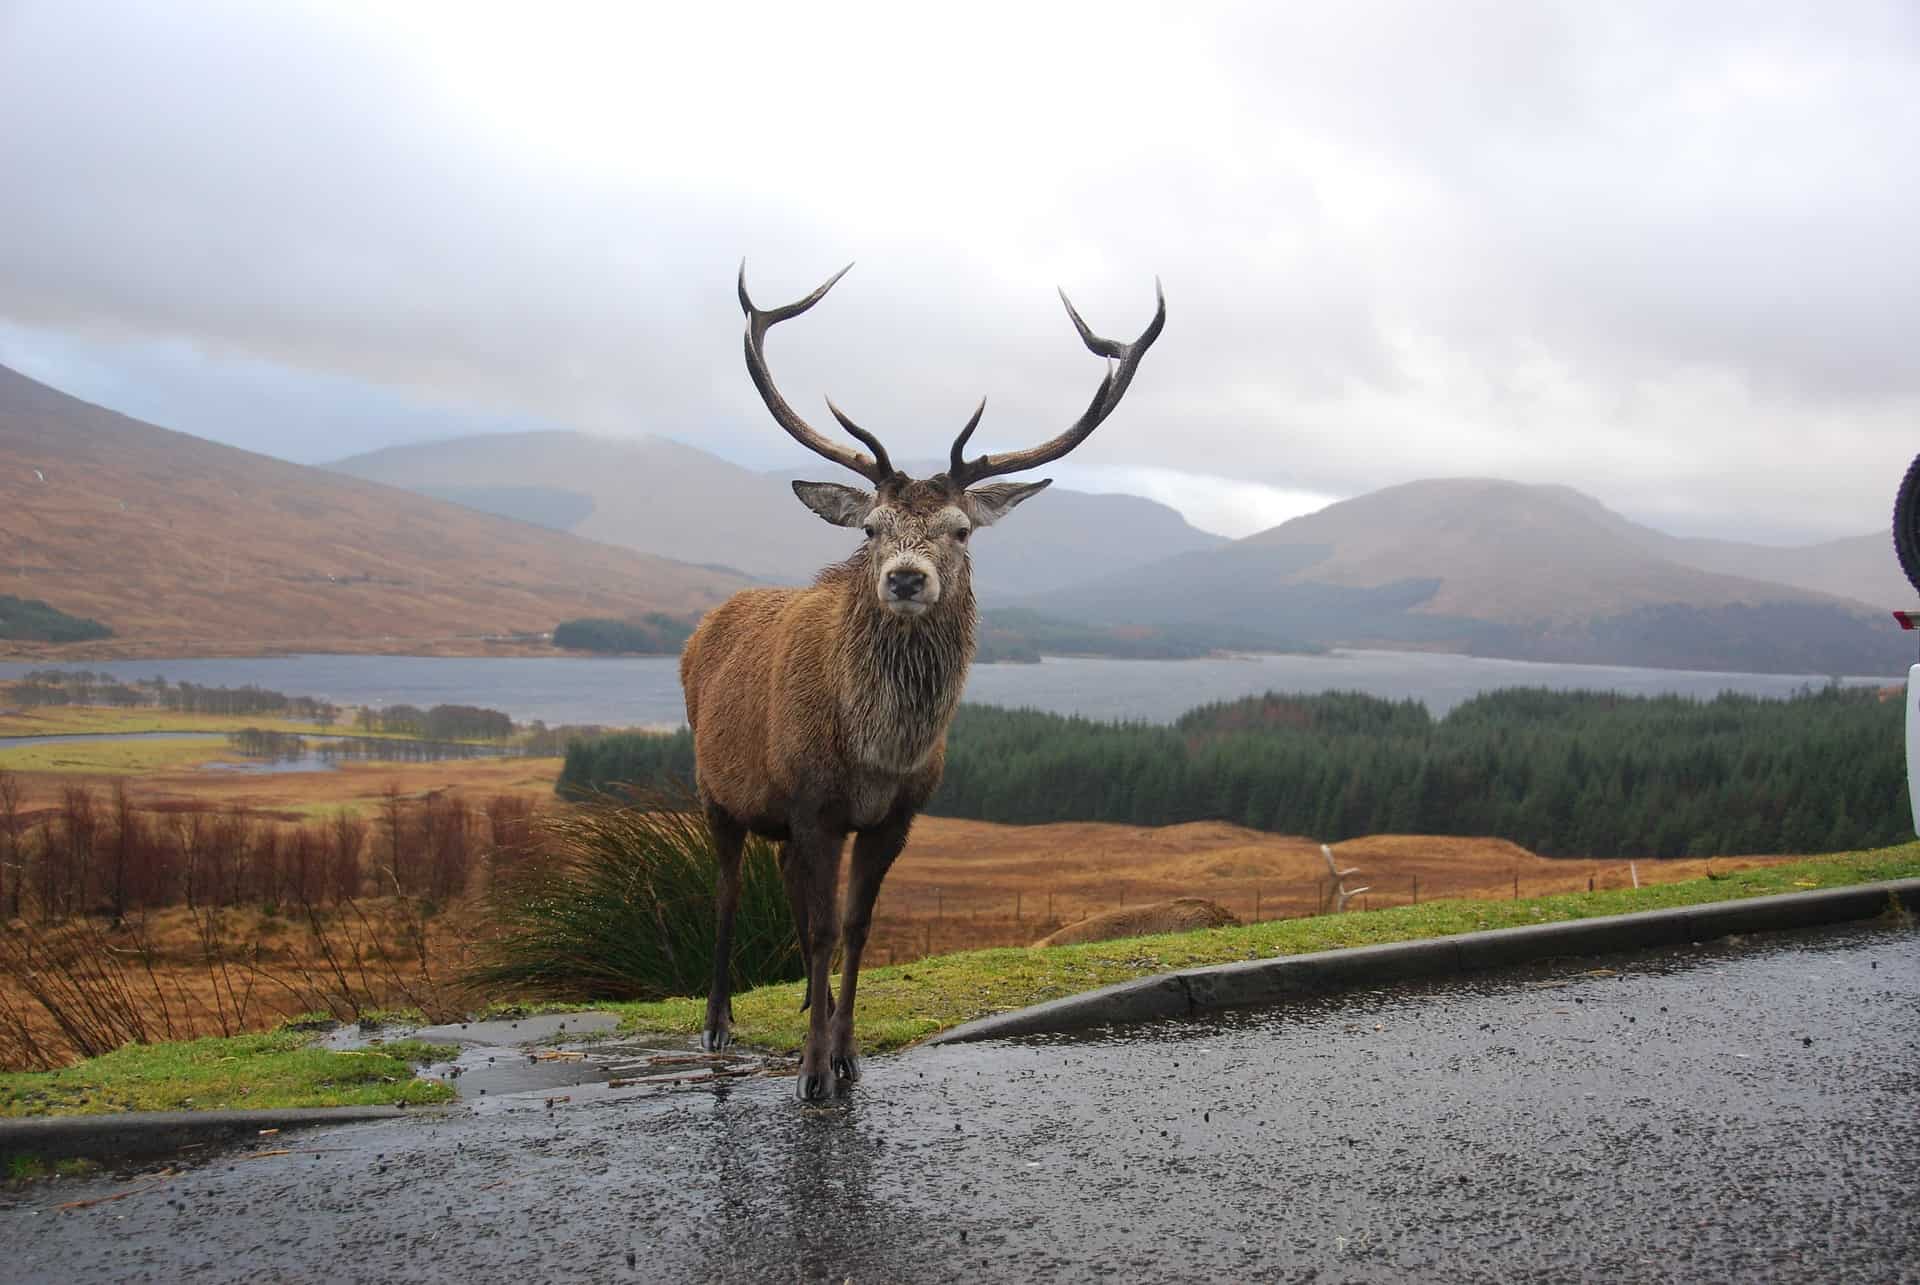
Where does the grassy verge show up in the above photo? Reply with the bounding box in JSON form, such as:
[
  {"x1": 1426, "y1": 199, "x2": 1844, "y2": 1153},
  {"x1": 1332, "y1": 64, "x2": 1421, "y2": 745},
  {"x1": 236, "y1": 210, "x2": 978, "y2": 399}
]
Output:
[
  {"x1": 5, "y1": 1155, "x2": 99, "y2": 1182},
  {"x1": 606, "y1": 844, "x2": 1920, "y2": 1054},
  {"x1": 0, "y1": 1031, "x2": 457, "y2": 1118},
  {"x1": 4, "y1": 845, "x2": 1914, "y2": 1116}
]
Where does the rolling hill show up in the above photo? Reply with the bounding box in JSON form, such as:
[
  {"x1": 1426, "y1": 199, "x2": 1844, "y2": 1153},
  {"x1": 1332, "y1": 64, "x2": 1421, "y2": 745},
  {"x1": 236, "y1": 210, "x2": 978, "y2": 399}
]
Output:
[
  {"x1": 328, "y1": 431, "x2": 1227, "y2": 600},
  {"x1": 0, "y1": 365, "x2": 751, "y2": 656},
  {"x1": 1030, "y1": 478, "x2": 1906, "y2": 675},
  {"x1": 1532, "y1": 489, "x2": 1909, "y2": 608}
]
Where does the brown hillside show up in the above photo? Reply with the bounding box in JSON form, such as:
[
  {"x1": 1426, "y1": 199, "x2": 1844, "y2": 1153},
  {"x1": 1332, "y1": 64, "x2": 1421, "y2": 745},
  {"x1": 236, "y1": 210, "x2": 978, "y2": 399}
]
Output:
[
  {"x1": 329, "y1": 430, "x2": 1227, "y2": 600},
  {"x1": 0, "y1": 365, "x2": 751, "y2": 656},
  {"x1": 1241, "y1": 478, "x2": 1865, "y2": 625}
]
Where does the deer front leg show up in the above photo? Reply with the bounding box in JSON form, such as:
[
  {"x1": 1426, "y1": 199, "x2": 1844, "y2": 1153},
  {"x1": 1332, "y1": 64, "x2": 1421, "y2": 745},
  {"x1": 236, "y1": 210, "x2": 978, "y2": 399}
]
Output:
[
  {"x1": 782, "y1": 823, "x2": 845, "y2": 1101},
  {"x1": 830, "y1": 812, "x2": 912, "y2": 1085},
  {"x1": 786, "y1": 843, "x2": 833, "y2": 1020},
  {"x1": 701, "y1": 804, "x2": 747, "y2": 1052}
]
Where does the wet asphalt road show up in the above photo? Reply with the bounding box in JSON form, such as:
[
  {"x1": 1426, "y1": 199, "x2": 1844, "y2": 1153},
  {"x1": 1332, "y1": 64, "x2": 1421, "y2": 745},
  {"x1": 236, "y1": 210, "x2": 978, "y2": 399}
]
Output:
[{"x1": 7, "y1": 919, "x2": 1919, "y2": 1283}]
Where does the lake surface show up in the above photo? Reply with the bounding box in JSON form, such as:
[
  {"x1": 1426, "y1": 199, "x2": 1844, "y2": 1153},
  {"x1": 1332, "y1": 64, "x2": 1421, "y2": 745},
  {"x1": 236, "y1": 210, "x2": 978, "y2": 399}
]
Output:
[{"x1": 0, "y1": 650, "x2": 1896, "y2": 727}]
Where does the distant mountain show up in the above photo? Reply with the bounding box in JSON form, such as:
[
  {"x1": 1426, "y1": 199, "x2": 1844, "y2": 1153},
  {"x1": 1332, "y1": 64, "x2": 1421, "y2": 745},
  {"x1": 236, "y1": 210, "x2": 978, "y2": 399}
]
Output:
[
  {"x1": 1667, "y1": 532, "x2": 1906, "y2": 610},
  {"x1": 330, "y1": 431, "x2": 1227, "y2": 600},
  {"x1": 1546, "y1": 490, "x2": 1910, "y2": 609},
  {"x1": 1029, "y1": 478, "x2": 1905, "y2": 675},
  {"x1": 0, "y1": 366, "x2": 750, "y2": 656},
  {"x1": 765, "y1": 457, "x2": 1230, "y2": 603}
]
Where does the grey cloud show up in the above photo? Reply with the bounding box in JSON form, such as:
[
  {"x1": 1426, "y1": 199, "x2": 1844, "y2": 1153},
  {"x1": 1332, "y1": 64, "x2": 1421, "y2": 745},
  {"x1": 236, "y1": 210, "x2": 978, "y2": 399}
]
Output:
[{"x1": 1, "y1": 0, "x2": 1916, "y2": 545}]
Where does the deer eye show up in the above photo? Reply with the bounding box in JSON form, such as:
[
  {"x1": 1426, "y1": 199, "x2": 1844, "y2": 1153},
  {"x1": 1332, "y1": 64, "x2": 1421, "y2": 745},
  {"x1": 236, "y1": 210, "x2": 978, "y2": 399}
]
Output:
[
  {"x1": 953, "y1": 527, "x2": 970, "y2": 543},
  {"x1": 862, "y1": 525, "x2": 876, "y2": 539}
]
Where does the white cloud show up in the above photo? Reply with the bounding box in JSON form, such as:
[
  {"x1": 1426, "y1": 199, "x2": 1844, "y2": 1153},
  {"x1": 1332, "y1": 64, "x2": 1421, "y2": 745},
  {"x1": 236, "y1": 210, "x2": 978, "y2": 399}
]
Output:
[
  {"x1": 1056, "y1": 466, "x2": 1340, "y2": 540},
  {"x1": 0, "y1": 0, "x2": 1916, "y2": 544}
]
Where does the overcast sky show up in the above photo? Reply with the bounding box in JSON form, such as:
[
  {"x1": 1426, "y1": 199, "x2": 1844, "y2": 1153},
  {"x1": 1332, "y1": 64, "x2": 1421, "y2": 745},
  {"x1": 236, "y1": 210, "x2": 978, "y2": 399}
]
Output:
[{"x1": 2, "y1": 0, "x2": 1916, "y2": 542}]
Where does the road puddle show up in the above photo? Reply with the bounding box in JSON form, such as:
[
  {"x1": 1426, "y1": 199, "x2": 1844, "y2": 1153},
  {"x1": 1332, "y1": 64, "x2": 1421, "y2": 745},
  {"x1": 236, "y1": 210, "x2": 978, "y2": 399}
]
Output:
[{"x1": 323, "y1": 1011, "x2": 793, "y2": 1113}]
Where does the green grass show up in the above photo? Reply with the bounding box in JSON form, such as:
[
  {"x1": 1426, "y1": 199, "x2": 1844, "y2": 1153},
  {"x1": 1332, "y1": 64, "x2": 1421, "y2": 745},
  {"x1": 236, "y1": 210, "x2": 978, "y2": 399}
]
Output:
[
  {"x1": 0, "y1": 707, "x2": 331, "y2": 739},
  {"x1": 605, "y1": 844, "x2": 1920, "y2": 1054},
  {"x1": 0, "y1": 736, "x2": 235, "y2": 775},
  {"x1": 0, "y1": 1031, "x2": 457, "y2": 1118},
  {"x1": 469, "y1": 799, "x2": 801, "y2": 1000},
  {"x1": 4, "y1": 1155, "x2": 99, "y2": 1182}
]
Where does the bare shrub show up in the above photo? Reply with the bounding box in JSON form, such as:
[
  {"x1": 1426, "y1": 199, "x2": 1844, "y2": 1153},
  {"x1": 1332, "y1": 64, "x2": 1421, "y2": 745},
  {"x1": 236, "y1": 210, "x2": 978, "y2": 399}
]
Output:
[{"x1": 327, "y1": 809, "x2": 365, "y2": 901}]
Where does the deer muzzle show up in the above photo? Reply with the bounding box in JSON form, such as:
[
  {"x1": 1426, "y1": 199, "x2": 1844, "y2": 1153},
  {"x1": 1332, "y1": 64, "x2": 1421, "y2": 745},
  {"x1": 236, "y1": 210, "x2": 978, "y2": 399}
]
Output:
[{"x1": 879, "y1": 556, "x2": 938, "y2": 616}]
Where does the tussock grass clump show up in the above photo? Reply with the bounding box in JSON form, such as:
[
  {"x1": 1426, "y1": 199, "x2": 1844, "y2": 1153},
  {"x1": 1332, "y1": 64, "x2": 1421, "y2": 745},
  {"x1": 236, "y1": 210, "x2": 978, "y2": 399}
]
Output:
[{"x1": 470, "y1": 798, "x2": 798, "y2": 1001}]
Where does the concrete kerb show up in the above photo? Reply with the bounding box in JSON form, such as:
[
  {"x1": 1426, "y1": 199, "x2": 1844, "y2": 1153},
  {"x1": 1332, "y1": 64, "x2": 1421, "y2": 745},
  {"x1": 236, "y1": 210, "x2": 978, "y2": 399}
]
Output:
[
  {"x1": 927, "y1": 878, "x2": 1920, "y2": 1046},
  {"x1": 0, "y1": 1106, "x2": 417, "y2": 1166}
]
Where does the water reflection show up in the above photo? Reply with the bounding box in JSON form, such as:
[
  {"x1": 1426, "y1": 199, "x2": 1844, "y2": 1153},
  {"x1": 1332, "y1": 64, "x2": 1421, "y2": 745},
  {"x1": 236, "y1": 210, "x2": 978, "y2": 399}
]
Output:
[
  {"x1": 674, "y1": 1074, "x2": 971, "y2": 1281},
  {"x1": 212, "y1": 729, "x2": 524, "y2": 774}
]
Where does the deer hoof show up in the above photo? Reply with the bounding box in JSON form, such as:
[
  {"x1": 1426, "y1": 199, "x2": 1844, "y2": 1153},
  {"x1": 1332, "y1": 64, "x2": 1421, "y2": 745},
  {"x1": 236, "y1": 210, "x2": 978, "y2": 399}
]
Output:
[
  {"x1": 700, "y1": 1025, "x2": 732, "y2": 1053},
  {"x1": 796, "y1": 1070, "x2": 834, "y2": 1102},
  {"x1": 831, "y1": 1052, "x2": 861, "y2": 1083}
]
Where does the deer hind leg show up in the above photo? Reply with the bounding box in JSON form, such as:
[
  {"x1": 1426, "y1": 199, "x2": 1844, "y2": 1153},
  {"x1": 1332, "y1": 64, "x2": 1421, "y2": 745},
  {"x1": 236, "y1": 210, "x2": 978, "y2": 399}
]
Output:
[
  {"x1": 783, "y1": 842, "x2": 832, "y2": 1019},
  {"x1": 782, "y1": 822, "x2": 845, "y2": 1102},
  {"x1": 830, "y1": 811, "x2": 912, "y2": 1085},
  {"x1": 701, "y1": 802, "x2": 748, "y2": 1053}
]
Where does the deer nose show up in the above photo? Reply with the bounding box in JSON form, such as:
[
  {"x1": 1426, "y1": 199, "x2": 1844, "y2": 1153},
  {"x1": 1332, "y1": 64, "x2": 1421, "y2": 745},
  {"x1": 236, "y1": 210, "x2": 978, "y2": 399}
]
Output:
[{"x1": 886, "y1": 569, "x2": 927, "y2": 600}]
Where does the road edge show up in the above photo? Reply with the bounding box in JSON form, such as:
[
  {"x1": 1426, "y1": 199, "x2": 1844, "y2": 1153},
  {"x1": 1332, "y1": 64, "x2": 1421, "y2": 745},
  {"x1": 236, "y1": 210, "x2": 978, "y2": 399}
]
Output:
[
  {"x1": 926, "y1": 878, "x2": 1920, "y2": 1045},
  {"x1": 0, "y1": 1106, "x2": 421, "y2": 1167}
]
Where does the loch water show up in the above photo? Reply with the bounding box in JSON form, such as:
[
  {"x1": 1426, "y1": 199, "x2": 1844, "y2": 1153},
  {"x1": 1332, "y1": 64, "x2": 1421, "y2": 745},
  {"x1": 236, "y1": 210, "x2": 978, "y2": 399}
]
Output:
[{"x1": 0, "y1": 649, "x2": 1894, "y2": 728}]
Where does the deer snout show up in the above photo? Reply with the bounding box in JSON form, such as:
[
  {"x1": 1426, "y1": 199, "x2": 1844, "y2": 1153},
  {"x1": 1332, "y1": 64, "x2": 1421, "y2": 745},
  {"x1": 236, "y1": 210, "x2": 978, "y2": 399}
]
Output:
[{"x1": 886, "y1": 569, "x2": 927, "y2": 600}]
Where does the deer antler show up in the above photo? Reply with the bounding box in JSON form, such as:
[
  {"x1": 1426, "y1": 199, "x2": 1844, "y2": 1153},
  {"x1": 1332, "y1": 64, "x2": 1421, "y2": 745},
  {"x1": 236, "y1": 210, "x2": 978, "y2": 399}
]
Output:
[
  {"x1": 948, "y1": 279, "x2": 1165, "y2": 487},
  {"x1": 739, "y1": 261, "x2": 897, "y2": 485}
]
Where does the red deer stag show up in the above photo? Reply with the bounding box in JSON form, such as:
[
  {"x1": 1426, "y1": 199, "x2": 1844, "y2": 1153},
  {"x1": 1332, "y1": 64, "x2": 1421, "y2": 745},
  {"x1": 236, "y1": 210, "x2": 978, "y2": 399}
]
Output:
[{"x1": 681, "y1": 263, "x2": 1164, "y2": 1099}]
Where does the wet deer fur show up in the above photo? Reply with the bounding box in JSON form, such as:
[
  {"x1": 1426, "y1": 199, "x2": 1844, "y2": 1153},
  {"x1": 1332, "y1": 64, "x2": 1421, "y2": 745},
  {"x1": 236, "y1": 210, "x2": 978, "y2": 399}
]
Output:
[{"x1": 681, "y1": 262, "x2": 1163, "y2": 1100}]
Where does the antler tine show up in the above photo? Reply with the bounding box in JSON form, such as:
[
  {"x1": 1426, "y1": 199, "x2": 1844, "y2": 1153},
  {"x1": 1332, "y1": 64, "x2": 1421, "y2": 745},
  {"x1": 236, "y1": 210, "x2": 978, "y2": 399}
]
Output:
[
  {"x1": 947, "y1": 397, "x2": 987, "y2": 480},
  {"x1": 949, "y1": 278, "x2": 1165, "y2": 487},
  {"x1": 739, "y1": 260, "x2": 894, "y2": 484},
  {"x1": 824, "y1": 398, "x2": 895, "y2": 480}
]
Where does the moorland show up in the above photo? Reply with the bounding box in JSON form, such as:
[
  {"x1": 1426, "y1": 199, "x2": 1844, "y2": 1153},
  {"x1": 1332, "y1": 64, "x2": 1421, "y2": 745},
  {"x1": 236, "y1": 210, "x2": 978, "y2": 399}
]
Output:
[{"x1": 4, "y1": 674, "x2": 1882, "y2": 1073}]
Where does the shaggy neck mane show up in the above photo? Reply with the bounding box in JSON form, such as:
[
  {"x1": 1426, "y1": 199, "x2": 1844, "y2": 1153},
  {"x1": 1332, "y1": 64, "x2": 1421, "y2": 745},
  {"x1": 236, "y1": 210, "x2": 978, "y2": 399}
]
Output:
[{"x1": 819, "y1": 548, "x2": 976, "y2": 771}]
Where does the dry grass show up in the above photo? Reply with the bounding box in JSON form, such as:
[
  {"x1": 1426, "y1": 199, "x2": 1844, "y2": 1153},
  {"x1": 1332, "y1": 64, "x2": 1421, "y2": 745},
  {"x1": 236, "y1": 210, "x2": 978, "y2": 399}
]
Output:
[
  {"x1": 0, "y1": 753, "x2": 562, "y2": 820},
  {"x1": 861, "y1": 817, "x2": 1803, "y2": 962},
  {"x1": 0, "y1": 898, "x2": 486, "y2": 1070},
  {"x1": 0, "y1": 746, "x2": 1811, "y2": 1068}
]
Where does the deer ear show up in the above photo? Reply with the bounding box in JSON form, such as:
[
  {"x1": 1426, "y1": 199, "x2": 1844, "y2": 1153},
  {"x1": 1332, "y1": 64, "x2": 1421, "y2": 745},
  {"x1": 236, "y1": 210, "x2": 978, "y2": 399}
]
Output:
[
  {"x1": 964, "y1": 479, "x2": 1051, "y2": 527},
  {"x1": 792, "y1": 480, "x2": 874, "y2": 528}
]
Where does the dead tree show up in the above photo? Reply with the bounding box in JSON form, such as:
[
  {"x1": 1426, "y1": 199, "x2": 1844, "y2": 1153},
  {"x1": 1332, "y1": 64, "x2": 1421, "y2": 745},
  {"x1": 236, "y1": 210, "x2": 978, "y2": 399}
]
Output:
[{"x1": 1321, "y1": 843, "x2": 1370, "y2": 913}]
